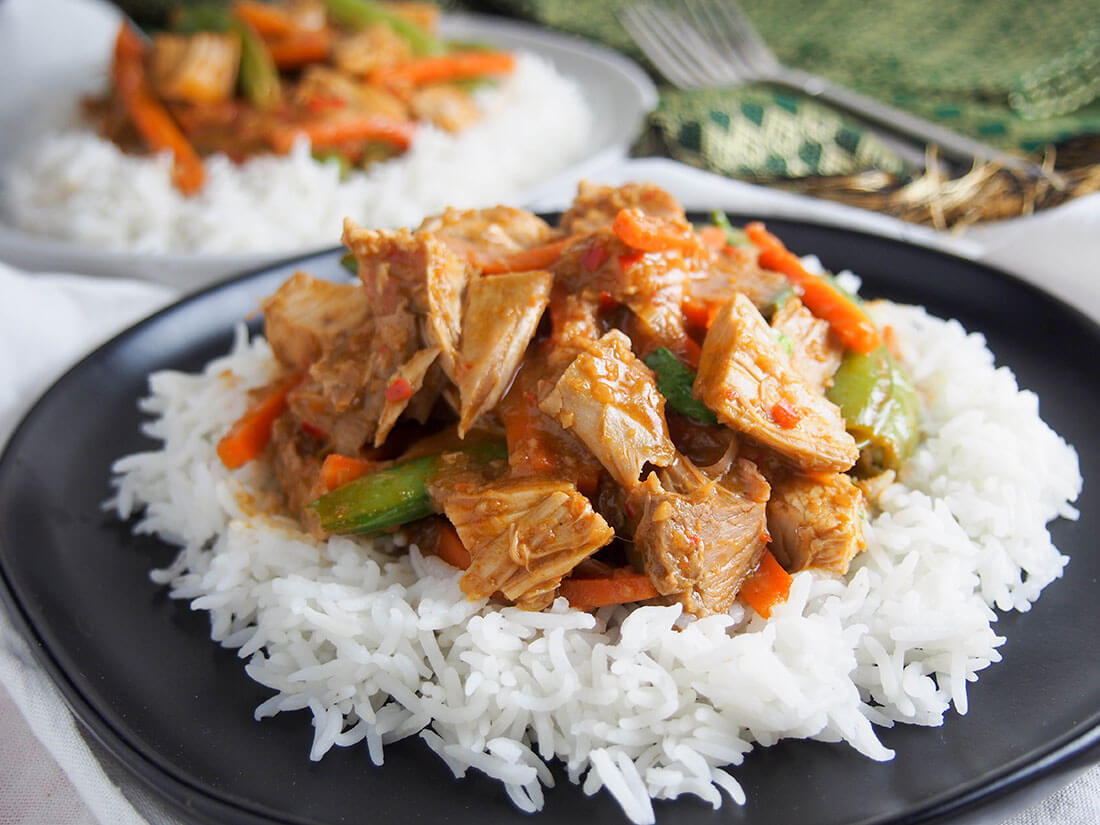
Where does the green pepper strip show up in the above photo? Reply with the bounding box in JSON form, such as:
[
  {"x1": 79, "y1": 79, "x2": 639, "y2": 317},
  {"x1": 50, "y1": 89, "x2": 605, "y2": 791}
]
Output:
[
  {"x1": 232, "y1": 19, "x2": 281, "y2": 110},
  {"x1": 708, "y1": 210, "x2": 750, "y2": 247},
  {"x1": 321, "y1": 0, "x2": 445, "y2": 55},
  {"x1": 826, "y1": 346, "x2": 919, "y2": 473},
  {"x1": 644, "y1": 347, "x2": 718, "y2": 425},
  {"x1": 309, "y1": 440, "x2": 506, "y2": 534}
]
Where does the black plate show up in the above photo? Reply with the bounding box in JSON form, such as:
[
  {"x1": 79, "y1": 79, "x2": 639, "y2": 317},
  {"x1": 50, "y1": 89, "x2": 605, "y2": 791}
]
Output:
[{"x1": 1, "y1": 215, "x2": 1098, "y2": 825}]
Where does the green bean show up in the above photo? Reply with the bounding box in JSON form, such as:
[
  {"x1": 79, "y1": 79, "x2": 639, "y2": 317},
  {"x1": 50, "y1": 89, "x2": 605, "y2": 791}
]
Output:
[
  {"x1": 708, "y1": 210, "x2": 750, "y2": 247},
  {"x1": 309, "y1": 441, "x2": 506, "y2": 534},
  {"x1": 827, "y1": 346, "x2": 919, "y2": 473},
  {"x1": 232, "y1": 19, "x2": 281, "y2": 110},
  {"x1": 644, "y1": 347, "x2": 718, "y2": 425}
]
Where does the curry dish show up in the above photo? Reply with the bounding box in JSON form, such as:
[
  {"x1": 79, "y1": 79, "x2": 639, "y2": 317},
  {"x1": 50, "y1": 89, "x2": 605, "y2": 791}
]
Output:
[{"x1": 217, "y1": 182, "x2": 920, "y2": 619}]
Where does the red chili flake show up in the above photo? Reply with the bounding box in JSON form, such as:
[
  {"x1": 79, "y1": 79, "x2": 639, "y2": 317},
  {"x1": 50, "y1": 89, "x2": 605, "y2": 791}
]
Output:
[
  {"x1": 581, "y1": 242, "x2": 608, "y2": 271},
  {"x1": 617, "y1": 251, "x2": 646, "y2": 272},
  {"x1": 598, "y1": 291, "x2": 618, "y2": 312},
  {"x1": 385, "y1": 378, "x2": 413, "y2": 402},
  {"x1": 689, "y1": 533, "x2": 700, "y2": 546},
  {"x1": 300, "y1": 420, "x2": 326, "y2": 439},
  {"x1": 306, "y1": 94, "x2": 346, "y2": 114},
  {"x1": 625, "y1": 500, "x2": 636, "y2": 519},
  {"x1": 771, "y1": 399, "x2": 801, "y2": 429}
]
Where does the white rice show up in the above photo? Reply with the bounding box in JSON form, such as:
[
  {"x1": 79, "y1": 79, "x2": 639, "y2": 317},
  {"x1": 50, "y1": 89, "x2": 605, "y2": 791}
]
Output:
[
  {"x1": 108, "y1": 303, "x2": 1081, "y2": 823},
  {"x1": 2, "y1": 54, "x2": 592, "y2": 254}
]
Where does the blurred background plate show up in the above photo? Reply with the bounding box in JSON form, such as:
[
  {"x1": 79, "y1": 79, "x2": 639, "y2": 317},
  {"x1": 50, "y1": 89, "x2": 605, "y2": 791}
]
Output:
[{"x1": 0, "y1": 0, "x2": 656, "y2": 292}]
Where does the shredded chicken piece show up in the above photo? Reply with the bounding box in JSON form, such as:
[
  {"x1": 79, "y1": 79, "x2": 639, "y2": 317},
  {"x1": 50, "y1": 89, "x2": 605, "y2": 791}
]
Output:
[
  {"x1": 771, "y1": 297, "x2": 843, "y2": 393},
  {"x1": 262, "y1": 271, "x2": 370, "y2": 371},
  {"x1": 695, "y1": 293, "x2": 858, "y2": 473},
  {"x1": 455, "y1": 270, "x2": 553, "y2": 436},
  {"x1": 540, "y1": 330, "x2": 675, "y2": 488},
  {"x1": 410, "y1": 85, "x2": 481, "y2": 133},
  {"x1": 631, "y1": 456, "x2": 770, "y2": 617},
  {"x1": 767, "y1": 472, "x2": 866, "y2": 575},
  {"x1": 375, "y1": 346, "x2": 441, "y2": 446},
  {"x1": 151, "y1": 32, "x2": 240, "y2": 105},
  {"x1": 691, "y1": 244, "x2": 788, "y2": 312},
  {"x1": 560, "y1": 180, "x2": 688, "y2": 236},
  {"x1": 419, "y1": 206, "x2": 559, "y2": 262},
  {"x1": 342, "y1": 219, "x2": 470, "y2": 380},
  {"x1": 438, "y1": 477, "x2": 614, "y2": 610},
  {"x1": 330, "y1": 23, "x2": 411, "y2": 76}
]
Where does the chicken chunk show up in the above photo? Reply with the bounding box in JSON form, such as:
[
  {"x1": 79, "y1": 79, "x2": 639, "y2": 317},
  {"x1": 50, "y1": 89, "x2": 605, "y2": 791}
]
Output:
[
  {"x1": 630, "y1": 457, "x2": 770, "y2": 617},
  {"x1": 151, "y1": 32, "x2": 240, "y2": 105},
  {"x1": 410, "y1": 85, "x2": 481, "y2": 133},
  {"x1": 287, "y1": 311, "x2": 418, "y2": 454},
  {"x1": 296, "y1": 65, "x2": 408, "y2": 119},
  {"x1": 690, "y1": 244, "x2": 788, "y2": 313},
  {"x1": 767, "y1": 472, "x2": 866, "y2": 575},
  {"x1": 455, "y1": 269, "x2": 553, "y2": 436},
  {"x1": 375, "y1": 346, "x2": 441, "y2": 446},
  {"x1": 342, "y1": 219, "x2": 470, "y2": 379},
  {"x1": 330, "y1": 23, "x2": 411, "y2": 76},
  {"x1": 262, "y1": 271, "x2": 370, "y2": 372},
  {"x1": 438, "y1": 477, "x2": 614, "y2": 610},
  {"x1": 694, "y1": 293, "x2": 858, "y2": 473},
  {"x1": 540, "y1": 330, "x2": 675, "y2": 488},
  {"x1": 418, "y1": 206, "x2": 558, "y2": 264},
  {"x1": 771, "y1": 297, "x2": 843, "y2": 393},
  {"x1": 560, "y1": 181, "x2": 688, "y2": 236},
  {"x1": 551, "y1": 229, "x2": 692, "y2": 356}
]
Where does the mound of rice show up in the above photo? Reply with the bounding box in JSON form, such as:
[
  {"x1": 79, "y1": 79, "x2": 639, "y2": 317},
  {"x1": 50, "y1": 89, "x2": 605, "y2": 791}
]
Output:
[
  {"x1": 2, "y1": 54, "x2": 592, "y2": 254},
  {"x1": 108, "y1": 299, "x2": 1081, "y2": 823}
]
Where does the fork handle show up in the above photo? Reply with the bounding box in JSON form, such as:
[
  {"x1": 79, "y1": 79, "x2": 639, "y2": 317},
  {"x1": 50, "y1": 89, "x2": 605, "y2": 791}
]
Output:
[{"x1": 774, "y1": 67, "x2": 1046, "y2": 177}]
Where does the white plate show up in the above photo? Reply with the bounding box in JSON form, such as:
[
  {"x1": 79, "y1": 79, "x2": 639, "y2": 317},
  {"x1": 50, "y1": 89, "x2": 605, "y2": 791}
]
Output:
[{"x1": 0, "y1": 0, "x2": 656, "y2": 292}]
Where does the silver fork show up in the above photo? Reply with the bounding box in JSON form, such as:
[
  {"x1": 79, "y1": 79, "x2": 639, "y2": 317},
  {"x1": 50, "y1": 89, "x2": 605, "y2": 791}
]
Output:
[{"x1": 619, "y1": 0, "x2": 1050, "y2": 178}]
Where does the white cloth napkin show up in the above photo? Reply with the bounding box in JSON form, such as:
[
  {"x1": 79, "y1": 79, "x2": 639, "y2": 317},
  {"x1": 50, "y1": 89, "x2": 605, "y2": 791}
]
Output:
[{"x1": 0, "y1": 159, "x2": 1097, "y2": 825}]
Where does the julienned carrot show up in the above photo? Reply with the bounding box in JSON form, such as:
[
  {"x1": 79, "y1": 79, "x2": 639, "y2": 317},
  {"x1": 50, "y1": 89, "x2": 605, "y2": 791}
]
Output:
[
  {"x1": 477, "y1": 236, "x2": 575, "y2": 274},
  {"x1": 435, "y1": 522, "x2": 472, "y2": 570},
  {"x1": 216, "y1": 374, "x2": 300, "y2": 470},
  {"x1": 371, "y1": 50, "x2": 515, "y2": 87},
  {"x1": 739, "y1": 549, "x2": 793, "y2": 619},
  {"x1": 560, "y1": 570, "x2": 659, "y2": 610},
  {"x1": 112, "y1": 24, "x2": 205, "y2": 195},
  {"x1": 744, "y1": 222, "x2": 881, "y2": 354},
  {"x1": 319, "y1": 453, "x2": 376, "y2": 493},
  {"x1": 231, "y1": 0, "x2": 302, "y2": 37},
  {"x1": 267, "y1": 29, "x2": 333, "y2": 69},
  {"x1": 269, "y1": 114, "x2": 415, "y2": 154},
  {"x1": 611, "y1": 208, "x2": 702, "y2": 255}
]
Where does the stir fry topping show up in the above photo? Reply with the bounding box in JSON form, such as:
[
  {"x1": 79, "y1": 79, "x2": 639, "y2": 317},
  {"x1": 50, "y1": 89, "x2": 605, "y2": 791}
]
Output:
[{"x1": 218, "y1": 182, "x2": 922, "y2": 617}]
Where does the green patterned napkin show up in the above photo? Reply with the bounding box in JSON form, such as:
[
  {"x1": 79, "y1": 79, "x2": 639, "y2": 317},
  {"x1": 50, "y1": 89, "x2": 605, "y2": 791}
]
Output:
[{"x1": 462, "y1": 0, "x2": 1100, "y2": 181}]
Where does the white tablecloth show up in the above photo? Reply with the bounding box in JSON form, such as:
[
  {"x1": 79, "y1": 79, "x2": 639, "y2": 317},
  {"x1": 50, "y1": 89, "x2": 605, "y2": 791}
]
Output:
[{"x1": 1, "y1": 158, "x2": 1097, "y2": 824}]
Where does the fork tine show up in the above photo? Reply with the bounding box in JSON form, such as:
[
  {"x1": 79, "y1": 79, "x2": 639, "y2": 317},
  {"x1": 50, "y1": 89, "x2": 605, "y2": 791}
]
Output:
[
  {"x1": 680, "y1": 0, "x2": 758, "y2": 80},
  {"x1": 698, "y1": 0, "x2": 781, "y2": 74},
  {"x1": 618, "y1": 4, "x2": 715, "y2": 89}
]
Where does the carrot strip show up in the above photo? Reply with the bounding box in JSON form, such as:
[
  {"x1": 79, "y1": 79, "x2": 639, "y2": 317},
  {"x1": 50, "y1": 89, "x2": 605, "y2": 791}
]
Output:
[
  {"x1": 231, "y1": 0, "x2": 302, "y2": 37},
  {"x1": 319, "y1": 453, "x2": 376, "y2": 493},
  {"x1": 434, "y1": 521, "x2": 472, "y2": 570},
  {"x1": 267, "y1": 29, "x2": 332, "y2": 69},
  {"x1": 477, "y1": 236, "x2": 575, "y2": 275},
  {"x1": 269, "y1": 114, "x2": 415, "y2": 153},
  {"x1": 371, "y1": 50, "x2": 515, "y2": 87},
  {"x1": 560, "y1": 570, "x2": 659, "y2": 610},
  {"x1": 739, "y1": 549, "x2": 793, "y2": 619},
  {"x1": 112, "y1": 24, "x2": 205, "y2": 195},
  {"x1": 745, "y1": 222, "x2": 881, "y2": 354},
  {"x1": 499, "y1": 391, "x2": 556, "y2": 475},
  {"x1": 612, "y1": 208, "x2": 701, "y2": 255},
  {"x1": 698, "y1": 224, "x2": 728, "y2": 250},
  {"x1": 216, "y1": 374, "x2": 300, "y2": 470}
]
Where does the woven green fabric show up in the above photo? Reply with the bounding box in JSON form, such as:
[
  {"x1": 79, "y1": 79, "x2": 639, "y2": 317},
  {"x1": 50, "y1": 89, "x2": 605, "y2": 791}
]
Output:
[{"x1": 465, "y1": 0, "x2": 1100, "y2": 180}]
